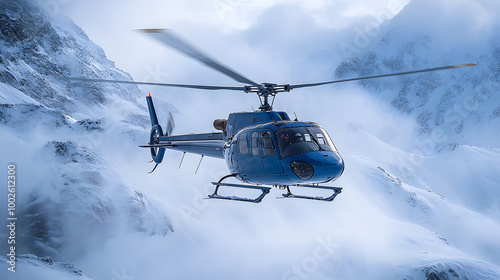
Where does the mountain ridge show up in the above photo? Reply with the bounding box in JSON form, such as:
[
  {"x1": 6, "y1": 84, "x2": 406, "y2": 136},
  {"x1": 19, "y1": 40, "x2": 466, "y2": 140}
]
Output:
[
  {"x1": 0, "y1": 0, "x2": 174, "y2": 266},
  {"x1": 334, "y1": 0, "x2": 500, "y2": 149}
]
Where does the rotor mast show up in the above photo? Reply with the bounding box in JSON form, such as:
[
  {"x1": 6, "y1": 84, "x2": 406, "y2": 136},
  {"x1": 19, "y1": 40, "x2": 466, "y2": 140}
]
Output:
[{"x1": 260, "y1": 93, "x2": 273, "y2": 111}]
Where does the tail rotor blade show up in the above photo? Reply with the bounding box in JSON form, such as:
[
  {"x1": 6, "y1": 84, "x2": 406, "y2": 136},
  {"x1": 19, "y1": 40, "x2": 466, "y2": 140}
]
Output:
[{"x1": 165, "y1": 112, "x2": 175, "y2": 136}]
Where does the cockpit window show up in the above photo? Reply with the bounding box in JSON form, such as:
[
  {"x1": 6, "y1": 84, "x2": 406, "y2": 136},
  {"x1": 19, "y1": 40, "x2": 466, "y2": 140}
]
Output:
[
  {"x1": 316, "y1": 133, "x2": 326, "y2": 145},
  {"x1": 276, "y1": 126, "x2": 337, "y2": 157},
  {"x1": 261, "y1": 131, "x2": 276, "y2": 156}
]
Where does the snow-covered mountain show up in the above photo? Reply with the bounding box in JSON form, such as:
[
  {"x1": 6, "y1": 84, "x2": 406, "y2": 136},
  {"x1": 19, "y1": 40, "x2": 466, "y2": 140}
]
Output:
[
  {"x1": 334, "y1": 0, "x2": 500, "y2": 149},
  {"x1": 1, "y1": 0, "x2": 499, "y2": 279},
  {"x1": 0, "y1": 0, "x2": 174, "y2": 273},
  {"x1": 0, "y1": 0, "x2": 145, "y2": 118},
  {"x1": 319, "y1": 0, "x2": 500, "y2": 278}
]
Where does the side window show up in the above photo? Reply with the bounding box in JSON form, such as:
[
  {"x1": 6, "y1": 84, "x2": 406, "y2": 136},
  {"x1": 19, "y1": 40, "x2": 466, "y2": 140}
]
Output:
[
  {"x1": 261, "y1": 131, "x2": 276, "y2": 156},
  {"x1": 238, "y1": 132, "x2": 248, "y2": 154},
  {"x1": 251, "y1": 131, "x2": 259, "y2": 155}
]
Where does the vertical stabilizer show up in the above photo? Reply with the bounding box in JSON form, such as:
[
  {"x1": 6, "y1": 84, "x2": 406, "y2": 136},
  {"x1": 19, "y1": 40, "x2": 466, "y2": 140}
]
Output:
[{"x1": 146, "y1": 93, "x2": 160, "y2": 127}]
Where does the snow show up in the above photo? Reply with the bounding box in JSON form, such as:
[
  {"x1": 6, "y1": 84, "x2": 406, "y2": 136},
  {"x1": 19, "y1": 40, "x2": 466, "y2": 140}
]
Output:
[
  {"x1": 0, "y1": 82, "x2": 40, "y2": 105},
  {"x1": 0, "y1": 255, "x2": 91, "y2": 280},
  {"x1": 333, "y1": 0, "x2": 500, "y2": 148},
  {"x1": 1, "y1": 0, "x2": 500, "y2": 279}
]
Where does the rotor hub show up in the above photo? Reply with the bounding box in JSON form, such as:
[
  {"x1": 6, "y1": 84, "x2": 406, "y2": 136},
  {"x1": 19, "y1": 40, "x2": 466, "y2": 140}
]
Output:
[{"x1": 242, "y1": 83, "x2": 292, "y2": 111}]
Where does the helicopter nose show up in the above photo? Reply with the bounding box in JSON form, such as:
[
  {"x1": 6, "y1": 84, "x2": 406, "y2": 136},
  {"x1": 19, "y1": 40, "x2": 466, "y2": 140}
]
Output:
[
  {"x1": 309, "y1": 152, "x2": 344, "y2": 181},
  {"x1": 316, "y1": 152, "x2": 344, "y2": 180},
  {"x1": 289, "y1": 152, "x2": 344, "y2": 183}
]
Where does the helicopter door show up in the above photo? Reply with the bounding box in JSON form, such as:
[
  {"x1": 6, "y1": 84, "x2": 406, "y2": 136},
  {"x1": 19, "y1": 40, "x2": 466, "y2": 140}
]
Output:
[
  {"x1": 235, "y1": 131, "x2": 264, "y2": 182},
  {"x1": 236, "y1": 131, "x2": 251, "y2": 173},
  {"x1": 260, "y1": 130, "x2": 283, "y2": 175}
]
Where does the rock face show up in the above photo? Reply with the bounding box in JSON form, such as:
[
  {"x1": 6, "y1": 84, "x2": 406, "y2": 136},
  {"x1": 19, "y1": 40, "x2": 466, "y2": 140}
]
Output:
[
  {"x1": 0, "y1": 0, "x2": 143, "y2": 115},
  {"x1": 334, "y1": 0, "x2": 500, "y2": 148},
  {"x1": 0, "y1": 0, "x2": 173, "y2": 261}
]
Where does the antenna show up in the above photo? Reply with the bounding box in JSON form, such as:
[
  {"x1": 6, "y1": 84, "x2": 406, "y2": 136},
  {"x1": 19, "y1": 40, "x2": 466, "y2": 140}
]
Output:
[
  {"x1": 179, "y1": 152, "x2": 186, "y2": 169},
  {"x1": 195, "y1": 155, "x2": 204, "y2": 174}
]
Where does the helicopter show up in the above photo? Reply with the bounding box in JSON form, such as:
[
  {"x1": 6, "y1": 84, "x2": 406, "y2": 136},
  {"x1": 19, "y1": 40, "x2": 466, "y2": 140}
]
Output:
[{"x1": 70, "y1": 29, "x2": 476, "y2": 203}]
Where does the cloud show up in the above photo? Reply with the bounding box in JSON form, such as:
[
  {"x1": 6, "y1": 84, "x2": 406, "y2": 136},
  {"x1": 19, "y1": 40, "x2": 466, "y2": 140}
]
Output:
[
  {"x1": 56, "y1": 0, "x2": 410, "y2": 82},
  {"x1": 16, "y1": 0, "x2": 500, "y2": 279}
]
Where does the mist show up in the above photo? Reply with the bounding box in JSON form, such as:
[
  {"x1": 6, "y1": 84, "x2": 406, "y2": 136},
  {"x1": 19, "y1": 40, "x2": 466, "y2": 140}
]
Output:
[{"x1": 2, "y1": 0, "x2": 499, "y2": 279}]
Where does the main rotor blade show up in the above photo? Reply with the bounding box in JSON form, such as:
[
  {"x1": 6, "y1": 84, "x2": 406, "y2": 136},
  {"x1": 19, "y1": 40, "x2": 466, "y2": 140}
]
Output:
[
  {"x1": 66, "y1": 77, "x2": 246, "y2": 91},
  {"x1": 138, "y1": 29, "x2": 260, "y2": 87},
  {"x1": 289, "y1": 63, "x2": 477, "y2": 90}
]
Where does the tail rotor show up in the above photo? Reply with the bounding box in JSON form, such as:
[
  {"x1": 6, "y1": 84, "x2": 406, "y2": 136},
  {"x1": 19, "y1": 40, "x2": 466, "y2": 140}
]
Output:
[{"x1": 146, "y1": 93, "x2": 175, "y2": 172}]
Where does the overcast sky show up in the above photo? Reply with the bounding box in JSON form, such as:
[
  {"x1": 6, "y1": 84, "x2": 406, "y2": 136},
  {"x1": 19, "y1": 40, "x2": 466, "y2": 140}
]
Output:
[{"x1": 52, "y1": 0, "x2": 409, "y2": 83}]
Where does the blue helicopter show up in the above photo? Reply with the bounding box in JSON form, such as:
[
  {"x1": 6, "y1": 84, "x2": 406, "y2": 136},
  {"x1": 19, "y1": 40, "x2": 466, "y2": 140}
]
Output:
[{"x1": 70, "y1": 29, "x2": 475, "y2": 203}]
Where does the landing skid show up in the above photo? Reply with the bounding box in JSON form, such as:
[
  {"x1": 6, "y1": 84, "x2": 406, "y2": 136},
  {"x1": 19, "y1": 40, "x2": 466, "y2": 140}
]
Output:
[
  {"x1": 208, "y1": 174, "x2": 271, "y2": 203},
  {"x1": 280, "y1": 184, "x2": 342, "y2": 201},
  {"x1": 208, "y1": 175, "x2": 342, "y2": 203}
]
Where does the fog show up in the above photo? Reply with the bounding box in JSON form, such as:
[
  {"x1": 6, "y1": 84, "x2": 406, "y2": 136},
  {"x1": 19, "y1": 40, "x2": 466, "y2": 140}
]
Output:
[{"x1": 2, "y1": 0, "x2": 499, "y2": 279}]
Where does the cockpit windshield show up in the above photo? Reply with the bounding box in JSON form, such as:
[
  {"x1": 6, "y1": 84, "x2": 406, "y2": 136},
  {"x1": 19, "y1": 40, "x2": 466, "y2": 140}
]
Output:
[{"x1": 276, "y1": 126, "x2": 337, "y2": 157}]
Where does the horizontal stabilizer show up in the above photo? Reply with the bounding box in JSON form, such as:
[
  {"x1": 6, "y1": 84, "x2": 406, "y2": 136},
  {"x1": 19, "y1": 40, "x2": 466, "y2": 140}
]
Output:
[
  {"x1": 140, "y1": 144, "x2": 174, "y2": 148},
  {"x1": 140, "y1": 139, "x2": 225, "y2": 159}
]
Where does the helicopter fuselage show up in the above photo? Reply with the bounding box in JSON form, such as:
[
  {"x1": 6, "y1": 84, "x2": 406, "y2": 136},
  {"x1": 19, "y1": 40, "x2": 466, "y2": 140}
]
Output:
[
  {"x1": 224, "y1": 119, "x2": 344, "y2": 186},
  {"x1": 147, "y1": 103, "x2": 344, "y2": 187}
]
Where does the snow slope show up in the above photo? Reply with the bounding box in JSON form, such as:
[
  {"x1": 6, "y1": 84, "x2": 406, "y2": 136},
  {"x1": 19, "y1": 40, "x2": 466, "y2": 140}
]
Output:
[
  {"x1": 0, "y1": 255, "x2": 91, "y2": 280},
  {"x1": 0, "y1": 82, "x2": 40, "y2": 104}
]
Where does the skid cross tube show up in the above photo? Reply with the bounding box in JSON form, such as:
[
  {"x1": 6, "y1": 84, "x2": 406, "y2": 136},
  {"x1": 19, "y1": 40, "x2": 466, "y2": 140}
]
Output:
[
  {"x1": 208, "y1": 174, "x2": 271, "y2": 203},
  {"x1": 281, "y1": 184, "x2": 343, "y2": 201}
]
